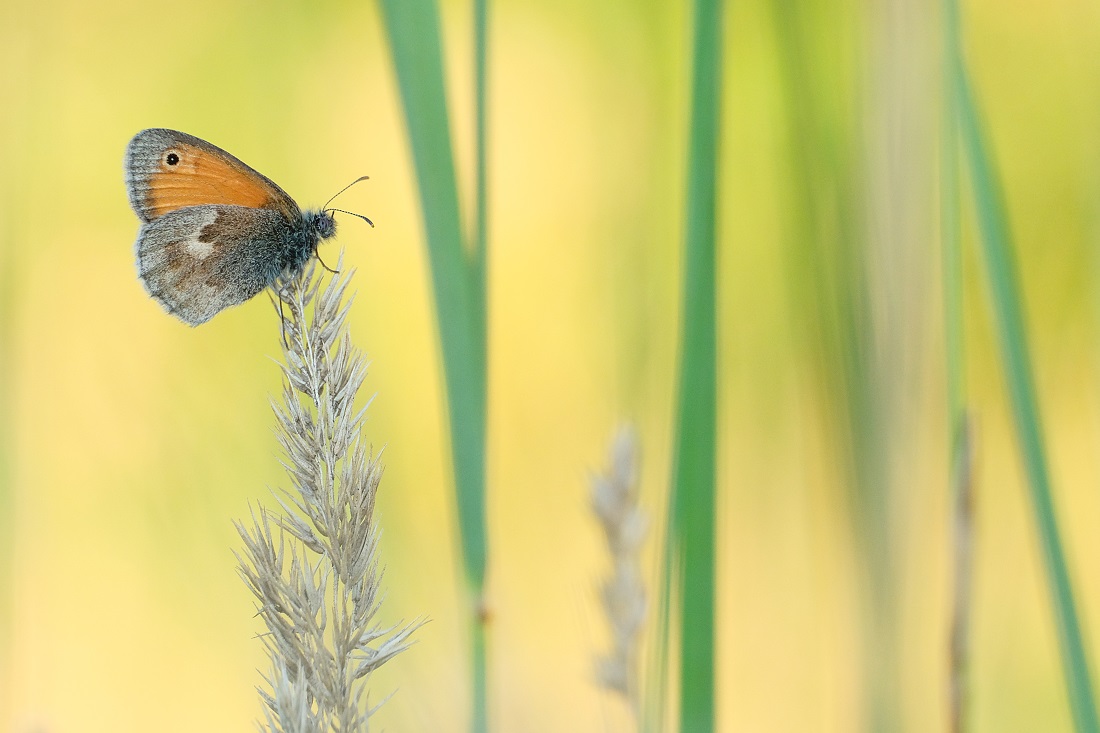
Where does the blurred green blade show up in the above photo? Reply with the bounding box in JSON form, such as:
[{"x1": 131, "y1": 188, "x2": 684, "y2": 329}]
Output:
[
  {"x1": 474, "y1": 0, "x2": 489, "y2": 304},
  {"x1": 671, "y1": 0, "x2": 722, "y2": 729},
  {"x1": 950, "y1": 28, "x2": 1100, "y2": 733},
  {"x1": 472, "y1": 1, "x2": 490, "y2": 728},
  {"x1": 941, "y1": 0, "x2": 970, "y2": 728},
  {"x1": 769, "y1": 4, "x2": 898, "y2": 726},
  {"x1": 377, "y1": 1, "x2": 489, "y2": 730},
  {"x1": 377, "y1": 0, "x2": 487, "y2": 599}
]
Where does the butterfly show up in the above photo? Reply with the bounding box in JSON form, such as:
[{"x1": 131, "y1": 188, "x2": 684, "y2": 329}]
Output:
[{"x1": 124, "y1": 128, "x2": 368, "y2": 326}]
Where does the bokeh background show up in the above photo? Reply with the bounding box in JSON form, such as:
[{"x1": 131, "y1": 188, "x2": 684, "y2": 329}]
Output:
[{"x1": 3, "y1": 0, "x2": 1100, "y2": 731}]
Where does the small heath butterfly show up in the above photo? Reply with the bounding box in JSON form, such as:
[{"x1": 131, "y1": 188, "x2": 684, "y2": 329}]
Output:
[{"x1": 124, "y1": 128, "x2": 368, "y2": 326}]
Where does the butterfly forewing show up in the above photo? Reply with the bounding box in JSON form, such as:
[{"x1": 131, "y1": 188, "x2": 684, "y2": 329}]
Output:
[
  {"x1": 136, "y1": 205, "x2": 290, "y2": 326},
  {"x1": 125, "y1": 128, "x2": 300, "y2": 223}
]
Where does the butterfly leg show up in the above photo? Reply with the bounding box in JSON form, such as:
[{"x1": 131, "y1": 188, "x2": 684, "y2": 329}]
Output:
[
  {"x1": 278, "y1": 291, "x2": 289, "y2": 349},
  {"x1": 314, "y1": 251, "x2": 340, "y2": 275}
]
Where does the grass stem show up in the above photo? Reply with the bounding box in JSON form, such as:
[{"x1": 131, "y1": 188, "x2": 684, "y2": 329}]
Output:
[
  {"x1": 671, "y1": 0, "x2": 723, "y2": 729},
  {"x1": 377, "y1": 1, "x2": 490, "y2": 728},
  {"x1": 949, "y1": 10, "x2": 1100, "y2": 727}
]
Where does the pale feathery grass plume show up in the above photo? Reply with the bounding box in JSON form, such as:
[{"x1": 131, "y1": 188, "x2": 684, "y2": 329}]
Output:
[
  {"x1": 591, "y1": 426, "x2": 647, "y2": 721},
  {"x1": 236, "y1": 257, "x2": 421, "y2": 733}
]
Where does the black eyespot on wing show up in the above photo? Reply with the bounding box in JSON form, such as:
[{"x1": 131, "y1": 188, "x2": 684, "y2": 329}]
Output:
[
  {"x1": 166, "y1": 152, "x2": 179, "y2": 166},
  {"x1": 124, "y1": 129, "x2": 304, "y2": 223}
]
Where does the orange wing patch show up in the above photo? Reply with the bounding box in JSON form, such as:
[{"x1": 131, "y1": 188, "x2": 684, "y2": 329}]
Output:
[{"x1": 143, "y1": 142, "x2": 291, "y2": 219}]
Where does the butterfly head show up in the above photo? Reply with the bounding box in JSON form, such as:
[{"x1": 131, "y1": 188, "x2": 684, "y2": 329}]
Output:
[{"x1": 304, "y1": 209, "x2": 338, "y2": 243}]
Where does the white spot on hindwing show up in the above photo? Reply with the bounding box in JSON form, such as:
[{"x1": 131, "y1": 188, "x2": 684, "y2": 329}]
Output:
[
  {"x1": 186, "y1": 237, "x2": 215, "y2": 259},
  {"x1": 183, "y1": 207, "x2": 219, "y2": 259}
]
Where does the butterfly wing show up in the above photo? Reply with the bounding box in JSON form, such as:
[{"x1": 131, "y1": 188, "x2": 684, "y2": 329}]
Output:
[
  {"x1": 136, "y1": 204, "x2": 291, "y2": 326},
  {"x1": 125, "y1": 128, "x2": 300, "y2": 223}
]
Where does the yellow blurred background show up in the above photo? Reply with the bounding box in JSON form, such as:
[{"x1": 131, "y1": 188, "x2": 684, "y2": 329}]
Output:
[{"x1": 3, "y1": 0, "x2": 1100, "y2": 731}]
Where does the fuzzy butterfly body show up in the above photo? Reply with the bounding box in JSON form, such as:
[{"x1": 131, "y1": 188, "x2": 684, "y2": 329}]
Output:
[{"x1": 125, "y1": 128, "x2": 336, "y2": 325}]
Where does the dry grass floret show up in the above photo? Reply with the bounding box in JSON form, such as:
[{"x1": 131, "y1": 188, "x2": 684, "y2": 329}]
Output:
[{"x1": 592, "y1": 426, "x2": 647, "y2": 718}]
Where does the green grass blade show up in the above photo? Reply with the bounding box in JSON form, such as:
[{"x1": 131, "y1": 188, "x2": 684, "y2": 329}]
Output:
[
  {"x1": 950, "y1": 22, "x2": 1100, "y2": 732},
  {"x1": 378, "y1": 0, "x2": 487, "y2": 597},
  {"x1": 671, "y1": 0, "x2": 723, "y2": 729},
  {"x1": 473, "y1": 0, "x2": 489, "y2": 313},
  {"x1": 770, "y1": 4, "x2": 897, "y2": 728},
  {"x1": 470, "y1": 3, "x2": 490, "y2": 731},
  {"x1": 940, "y1": 2, "x2": 972, "y2": 731},
  {"x1": 377, "y1": 1, "x2": 489, "y2": 730}
]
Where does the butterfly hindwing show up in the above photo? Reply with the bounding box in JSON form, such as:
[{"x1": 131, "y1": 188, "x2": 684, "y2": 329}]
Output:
[
  {"x1": 135, "y1": 204, "x2": 291, "y2": 326},
  {"x1": 125, "y1": 128, "x2": 300, "y2": 224}
]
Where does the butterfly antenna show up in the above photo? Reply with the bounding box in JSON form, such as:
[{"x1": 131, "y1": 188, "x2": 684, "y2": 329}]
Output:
[
  {"x1": 326, "y1": 208, "x2": 375, "y2": 228},
  {"x1": 323, "y1": 175, "x2": 370, "y2": 211}
]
